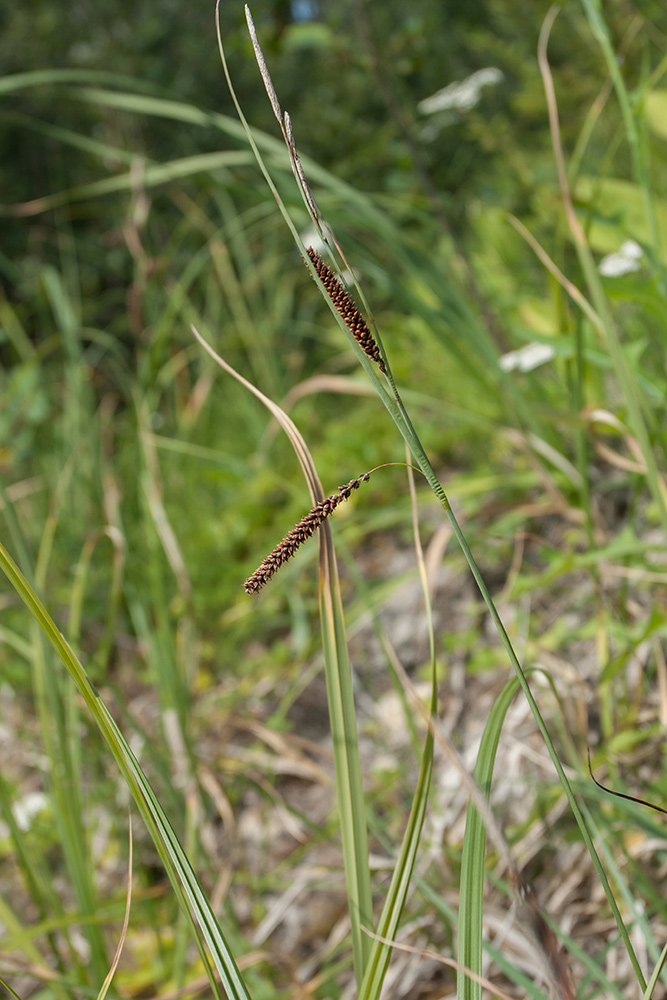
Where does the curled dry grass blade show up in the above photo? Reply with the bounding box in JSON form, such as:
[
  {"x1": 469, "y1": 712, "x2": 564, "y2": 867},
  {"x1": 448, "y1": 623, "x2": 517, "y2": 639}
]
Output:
[
  {"x1": 191, "y1": 324, "x2": 373, "y2": 987},
  {"x1": 96, "y1": 813, "x2": 133, "y2": 1000},
  {"x1": 220, "y1": 6, "x2": 650, "y2": 990}
]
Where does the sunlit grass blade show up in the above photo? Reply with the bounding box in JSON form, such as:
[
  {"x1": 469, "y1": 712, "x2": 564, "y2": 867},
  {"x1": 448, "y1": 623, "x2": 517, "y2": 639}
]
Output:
[
  {"x1": 0, "y1": 540, "x2": 251, "y2": 1000},
  {"x1": 457, "y1": 675, "x2": 520, "y2": 1000},
  {"x1": 4, "y1": 151, "x2": 255, "y2": 217},
  {"x1": 0, "y1": 67, "x2": 171, "y2": 96},
  {"x1": 643, "y1": 940, "x2": 667, "y2": 1000}
]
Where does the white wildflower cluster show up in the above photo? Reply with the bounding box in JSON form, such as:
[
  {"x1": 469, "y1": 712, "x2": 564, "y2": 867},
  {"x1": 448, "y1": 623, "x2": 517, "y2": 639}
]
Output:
[
  {"x1": 418, "y1": 68, "x2": 504, "y2": 116},
  {"x1": 598, "y1": 240, "x2": 643, "y2": 277},
  {"x1": 417, "y1": 68, "x2": 503, "y2": 140},
  {"x1": 499, "y1": 342, "x2": 555, "y2": 373}
]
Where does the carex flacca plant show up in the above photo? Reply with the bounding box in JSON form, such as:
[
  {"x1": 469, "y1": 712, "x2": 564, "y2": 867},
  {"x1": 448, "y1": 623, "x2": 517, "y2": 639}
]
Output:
[
  {"x1": 191, "y1": 5, "x2": 659, "y2": 1000},
  {"x1": 1, "y1": 5, "x2": 664, "y2": 1000}
]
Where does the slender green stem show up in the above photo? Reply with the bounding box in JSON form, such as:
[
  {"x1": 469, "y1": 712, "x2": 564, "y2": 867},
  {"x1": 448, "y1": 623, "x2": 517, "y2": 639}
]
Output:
[
  {"x1": 219, "y1": 7, "x2": 649, "y2": 988},
  {"x1": 399, "y1": 429, "x2": 647, "y2": 990}
]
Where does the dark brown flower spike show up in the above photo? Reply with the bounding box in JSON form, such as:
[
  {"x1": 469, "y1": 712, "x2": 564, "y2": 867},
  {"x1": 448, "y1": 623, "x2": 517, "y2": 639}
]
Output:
[
  {"x1": 245, "y1": 473, "x2": 371, "y2": 594},
  {"x1": 305, "y1": 248, "x2": 386, "y2": 374}
]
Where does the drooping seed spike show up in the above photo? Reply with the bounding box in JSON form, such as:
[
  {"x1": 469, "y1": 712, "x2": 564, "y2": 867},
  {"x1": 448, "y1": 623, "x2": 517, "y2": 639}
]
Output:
[
  {"x1": 244, "y1": 473, "x2": 372, "y2": 593},
  {"x1": 305, "y1": 248, "x2": 386, "y2": 373}
]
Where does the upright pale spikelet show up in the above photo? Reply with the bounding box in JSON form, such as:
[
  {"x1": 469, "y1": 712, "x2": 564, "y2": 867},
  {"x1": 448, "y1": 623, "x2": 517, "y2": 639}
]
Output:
[
  {"x1": 244, "y1": 474, "x2": 371, "y2": 593},
  {"x1": 306, "y1": 248, "x2": 386, "y2": 373}
]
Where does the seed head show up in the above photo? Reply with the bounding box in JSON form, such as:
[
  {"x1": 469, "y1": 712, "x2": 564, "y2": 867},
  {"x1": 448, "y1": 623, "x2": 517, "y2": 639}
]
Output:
[
  {"x1": 244, "y1": 473, "x2": 371, "y2": 594},
  {"x1": 306, "y1": 248, "x2": 386, "y2": 373}
]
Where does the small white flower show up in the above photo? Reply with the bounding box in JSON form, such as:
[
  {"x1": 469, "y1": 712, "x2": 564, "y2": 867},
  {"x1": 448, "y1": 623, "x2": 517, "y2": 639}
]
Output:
[
  {"x1": 418, "y1": 68, "x2": 503, "y2": 116},
  {"x1": 13, "y1": 792, "x2": 49, "y2": 831},
  {"x1": 499, "y1": 342, "x2": 555, "y2": 373},
  {"x1": 598, "y1": 240, "x2": 643, "y2": 277}
]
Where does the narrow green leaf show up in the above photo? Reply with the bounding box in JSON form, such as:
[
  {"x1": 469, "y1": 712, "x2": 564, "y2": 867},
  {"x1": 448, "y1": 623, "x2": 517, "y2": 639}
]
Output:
[
  {"x1": 0, "y1": 539, "x2": 251, "y2": 1000},
  {"x1": 457, "y1": 676, "x2": 520, "y2": 1000}
]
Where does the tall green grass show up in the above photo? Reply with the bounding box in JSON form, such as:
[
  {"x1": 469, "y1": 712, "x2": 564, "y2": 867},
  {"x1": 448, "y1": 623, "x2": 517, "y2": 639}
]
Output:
[{"x1": 1, "y1": 4, "x2": 667, "y2": 999}]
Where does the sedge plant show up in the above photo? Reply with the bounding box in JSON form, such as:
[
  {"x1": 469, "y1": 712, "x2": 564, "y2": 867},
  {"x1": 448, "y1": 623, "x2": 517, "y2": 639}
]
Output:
[{"x1": 2, "y1": 3, "x2": 667, "y2": 999}]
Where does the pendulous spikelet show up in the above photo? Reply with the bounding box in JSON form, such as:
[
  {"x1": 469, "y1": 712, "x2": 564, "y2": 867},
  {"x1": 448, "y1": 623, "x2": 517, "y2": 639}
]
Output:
[
  {"x1": 244, "y1": 473, "x2": 371, "y2": 593},
  {"x1": 305, "y1": 248, "x2": 386, "y2": 373}
]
